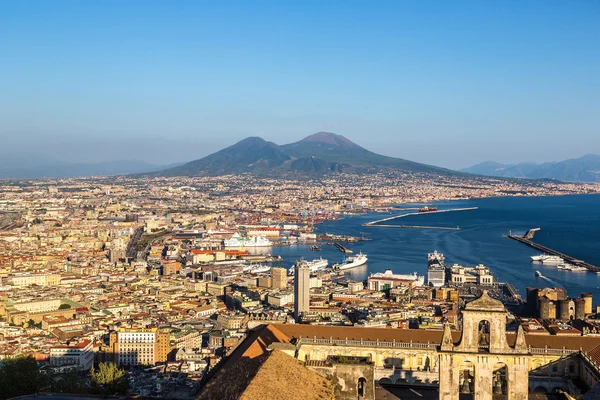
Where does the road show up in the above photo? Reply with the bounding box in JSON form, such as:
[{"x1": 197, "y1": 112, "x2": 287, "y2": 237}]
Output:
[{"x1": 126, "y1": 227, "x2": 145, "y2": 259}]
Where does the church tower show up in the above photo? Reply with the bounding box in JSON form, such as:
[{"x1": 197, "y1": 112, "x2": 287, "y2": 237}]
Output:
[{"x1": 439, "y1": 291, "x2": 530, "y2": 400}]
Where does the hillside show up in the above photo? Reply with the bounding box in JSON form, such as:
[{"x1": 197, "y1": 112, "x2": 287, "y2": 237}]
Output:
[
  {"x1": 462, "y1": 154, "x2": 600, "y2": 182},
  {"x1": 154, "y1": 132, "x2": 451, "y2": 177}
]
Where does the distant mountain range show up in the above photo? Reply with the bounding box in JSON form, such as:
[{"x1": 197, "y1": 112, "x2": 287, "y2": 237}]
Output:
[
  {"x1": 153, "y1": 132, "x2": 451, "y2": 177},
  {"x1": 461, "y1": 154, "x2": 600, "y2": 182},
  {"x1": 0, "y1": 153, "x2": 181, "y2": 179}
]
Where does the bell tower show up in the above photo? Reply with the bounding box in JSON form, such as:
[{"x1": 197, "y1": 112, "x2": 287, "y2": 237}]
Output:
[{"x1": 439, "y1": 291, "x2": 530, "y2": 400}]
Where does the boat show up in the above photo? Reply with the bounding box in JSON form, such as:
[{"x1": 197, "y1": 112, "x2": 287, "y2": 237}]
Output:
[
  {"x1": 289, "y1": 257, "x2": 329, "y2": 274},
  {"x1": 243, "y1": 264, "x2": 272, "y2": 274},
  {"x1": 333, "y1": 252, "x2": 368, "y2": 270},
  {"x1": 535, "y1": 271, "x2": 542, "y2": 277},
  {"x1": 419, "y1": 206, "x2": 438, "y2": 213},
  {"x1": 428, "y1": 250, "x2": 445, "y2": 266},
  {"x1": 531, "y1": 254, "x2": 549, "y2": 262},
  {"x1": 540, "y1": 255, "x2": 564, "y2": 264},
  {"x1": 310, "y1": 245, "x2": 322, "y2": 251},
  {"x1": 224, "y1": 233, "x2": 273, "y2": 247},
  {"x1": 568, "y1": 265, "x2": 588, "y2": 272}
]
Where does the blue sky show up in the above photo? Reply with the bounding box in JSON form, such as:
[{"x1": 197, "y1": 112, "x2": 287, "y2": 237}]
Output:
[{"x1": 1, "y1": 0, "x2": 598, "y2": 168}]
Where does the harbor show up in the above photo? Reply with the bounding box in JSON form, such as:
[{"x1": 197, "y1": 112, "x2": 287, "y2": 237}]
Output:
[
  {"x1": 507, "y1": 230, "x2": 600, "y2": 273},
  {"x1": 363, "y1": 207, "x2": 478, "y2": 227}
]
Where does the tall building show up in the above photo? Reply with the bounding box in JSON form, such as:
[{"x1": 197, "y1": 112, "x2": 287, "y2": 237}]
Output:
[
  {"x1": 110, "y1": 328, "x2": 171, "y2": 366},
  {"x1": 294, "y1": 263, "x2": 310, "y2": 319},
  {"x1": 427, "y1": 264, "x2": 446, "y2": 287},
  {"x1": 271, "y1": 267, "x2": 288, "y2": 289}
]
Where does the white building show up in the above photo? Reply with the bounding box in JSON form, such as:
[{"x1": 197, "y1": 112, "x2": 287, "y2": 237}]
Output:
[
  {"x1": 50, "y1": 339, "x2": 94, "y2": 371},
  {"x1": 367, "y1": 270, "x2": 425, "y2": 291}
]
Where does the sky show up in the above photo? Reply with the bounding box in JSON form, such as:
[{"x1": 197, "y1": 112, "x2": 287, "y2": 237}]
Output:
[{"x1": 1, "y1": 0, "x2": 599, "y2": 169}]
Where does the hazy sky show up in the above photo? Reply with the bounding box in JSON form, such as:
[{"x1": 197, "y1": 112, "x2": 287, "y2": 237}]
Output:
[{"x1": 1, "y1": 1, "x2": 599, "y2": 169}]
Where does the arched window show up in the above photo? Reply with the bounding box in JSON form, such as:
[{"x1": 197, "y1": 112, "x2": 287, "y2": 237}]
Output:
[
  {"x1": 358, "y1": 377, "x2": 367, "y2": 397},
  {"x1": 478, "y1": 320, "x2": 490, "y2": 350},
  {"x1": 459, "y1": 361, "x2": 475, "y2": 399}
]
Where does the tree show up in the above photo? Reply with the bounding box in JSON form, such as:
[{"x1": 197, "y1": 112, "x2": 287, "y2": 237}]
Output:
[
  {"x1": 0, "y1": 356, "x2": 48, "y2": 400},
  {"x1": 90, "y1": 362, "x2": 129, "y2": 395},
  {"x1": 58, "y1": 303, "x2": 71, "y2": 310}
]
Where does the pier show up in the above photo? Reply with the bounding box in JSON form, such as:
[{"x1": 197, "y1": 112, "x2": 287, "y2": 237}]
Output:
[
  {"x1": 507, "y1": 231, "x2": 600, "y2": 272},
  {"x1": 363, "y1": 207, "x2": 478, "y2": 227},
  {"x1": 367, "y1": 225, "x2": 460, "y2": 230},
  {"x1": 333, "y1": 242, "x2": 353, "y2": 254}
]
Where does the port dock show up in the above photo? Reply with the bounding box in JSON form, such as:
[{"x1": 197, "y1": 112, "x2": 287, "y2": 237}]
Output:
[
  {"x1": 507, "y1": 230, "x2": 600, "y2": 272},
  {"x1": 363, "y1": 207, "x2": 478, "y2": 227}
]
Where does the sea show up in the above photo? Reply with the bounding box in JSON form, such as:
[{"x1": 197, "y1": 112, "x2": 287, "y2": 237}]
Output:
[{"x1": 269, "y1": 194, "x2": 600, "y2": 300}]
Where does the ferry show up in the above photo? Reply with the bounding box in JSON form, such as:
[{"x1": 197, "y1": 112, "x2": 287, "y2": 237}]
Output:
[
  {"x1": 243, "y1": 264, "x2": 272, "y2": 274},
  {"x1": 540, "y1": 255, "x2": 564, "y2": 264},
  {"x1": 288, "y1": 257, "x2": 329, "y2": 274},
  {"x1": 224, "y1": 233, "x2": 273, "y2": 247},
  {"x1": 419, "y1": 206, "x2": 438, "y2": 213},
  {"x1": 531, "y1": 254, "x2": 549, "y2": 262},
  {"x1": 333, "y1": 252, "x2": 368, "y2": 270}
]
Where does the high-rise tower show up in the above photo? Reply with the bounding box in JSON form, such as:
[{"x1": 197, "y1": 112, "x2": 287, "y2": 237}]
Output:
[{"x1": 294, "y1": 262, "x2": 310, "y2": 320}]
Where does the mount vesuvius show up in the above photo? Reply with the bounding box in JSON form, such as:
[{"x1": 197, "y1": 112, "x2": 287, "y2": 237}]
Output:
[{"x1": 152, "y1": 132, "x2": 452, "y2": 177}]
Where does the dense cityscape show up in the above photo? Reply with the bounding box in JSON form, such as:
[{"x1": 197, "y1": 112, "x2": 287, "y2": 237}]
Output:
[{"x1": 0, "y1": 172, "x2": 599, "y2": 399}]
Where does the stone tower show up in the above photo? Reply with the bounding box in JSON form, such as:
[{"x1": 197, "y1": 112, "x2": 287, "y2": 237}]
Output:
[{"x1": 439, "y1": 291, "x2": 530, "y2": 400}]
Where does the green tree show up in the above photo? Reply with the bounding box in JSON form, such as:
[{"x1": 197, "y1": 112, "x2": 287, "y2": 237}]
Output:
[
  {"x1": 90, "y1": 362, "x2": 129, "y2": 395},
  {"x1": 58, "y1": 303, "x2": 71, "y2": 310},
  {"x1": 0, "y1": 356, "x2": 48, "y2": 400}
]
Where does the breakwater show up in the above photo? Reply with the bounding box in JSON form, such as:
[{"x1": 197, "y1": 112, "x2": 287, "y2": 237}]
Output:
[{"x1": 363, "y1": 207, "x2": 478, "y2": 227}]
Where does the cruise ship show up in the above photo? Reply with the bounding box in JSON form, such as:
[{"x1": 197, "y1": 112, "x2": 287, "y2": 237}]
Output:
[
  {"x1": 428, "y1": 250, "x2": 445, "y2": 266},
  {"x1": 333, "y1": 252, "x2": 368, "y2": 270},
  {"x1": 224, "y1": 233, "x2": 273, "y2": 247},
  {"x1": 288, "y1": 257, "x2": 329, "y2": 274}
]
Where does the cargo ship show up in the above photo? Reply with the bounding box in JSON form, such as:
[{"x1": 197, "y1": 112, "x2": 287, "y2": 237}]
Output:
[{"x1": 419, "y1": 206, "x2": 438, "y2": 213}]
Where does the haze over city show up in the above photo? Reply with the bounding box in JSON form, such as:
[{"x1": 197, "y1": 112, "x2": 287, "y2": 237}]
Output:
[{"x1": 2, "y1": 1, "x2": 599, "y2": 169}]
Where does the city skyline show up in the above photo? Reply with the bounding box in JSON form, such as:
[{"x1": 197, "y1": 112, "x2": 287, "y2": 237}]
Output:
[{"x1": 1, "y1": 1, "x2": 599, "y2": 169}]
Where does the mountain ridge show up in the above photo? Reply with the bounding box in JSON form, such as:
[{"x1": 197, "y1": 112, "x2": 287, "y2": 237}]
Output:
[{"x1": 462, "y1": 154, "x2": 600, "y2": 182}]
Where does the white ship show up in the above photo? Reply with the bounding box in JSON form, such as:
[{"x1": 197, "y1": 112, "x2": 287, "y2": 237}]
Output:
[
  {"x1": 558, "y1": 263, "x2": 587, "y2": 272},
  {"x1": 224, "y1": 233, "x2": 273, "y2": 247},
  {"x1": 243, "y1": 264, "x2": 272, "y2": 274},
  {"x1": 531, "y1": 254, "x2": 548, "y2": 262},
  {"x1": 428, "y1": 250, "x2": 445, "y2": 266},
  {"x1": 540, "y1": 255, "x2": 564, "y2": 264},
  {"x1": 288, "y1": 257, "x2": 329, "y2": 275},
  {"x1": 333, "y1": 252, "x2": 368, "y2": 270}
]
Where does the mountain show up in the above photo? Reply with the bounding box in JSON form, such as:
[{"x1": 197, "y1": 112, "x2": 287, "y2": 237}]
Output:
[
  {"x1": 154, "y1": 132, "x2": 451, "y2": 177},
  {"x1": 461, "y1": 154, "x2": 600, "y2": 182},
  {"x1": 0, "y1": 154, "x2": 181, "y2": 179}
]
